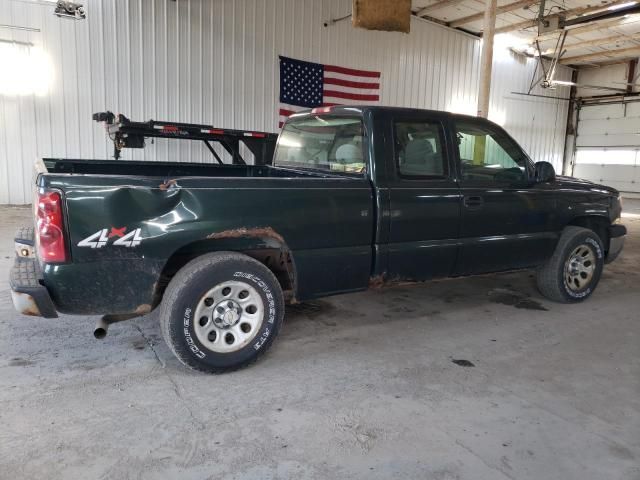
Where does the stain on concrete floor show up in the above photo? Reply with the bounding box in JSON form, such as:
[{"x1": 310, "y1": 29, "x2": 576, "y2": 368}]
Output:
[{"x1": 488, "y1": 288, "x2": 549, "y2": 311}]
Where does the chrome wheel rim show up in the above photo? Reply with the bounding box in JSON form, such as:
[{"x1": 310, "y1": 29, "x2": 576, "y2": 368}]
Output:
[
  {"x1": 564, "y1": 244, "x2": 596, "y2": 292},
  {"x1": 193, "y1": 280, "x2": 264, "y2": 353}
]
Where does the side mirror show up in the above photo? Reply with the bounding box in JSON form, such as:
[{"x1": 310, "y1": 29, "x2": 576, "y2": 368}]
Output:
[{"x1": 534, "y1": 161, "x2": 556, "y2": 183}]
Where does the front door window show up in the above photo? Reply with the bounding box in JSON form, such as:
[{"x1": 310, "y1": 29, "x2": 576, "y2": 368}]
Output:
[{"x1": 455, "y1": 120, "x2": 529, "y2": 185}]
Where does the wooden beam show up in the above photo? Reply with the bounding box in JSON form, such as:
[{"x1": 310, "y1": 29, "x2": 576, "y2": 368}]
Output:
[
  {"x1": 494, "y1": 0, "x2": 637, "y2": 34},
  {"x1": 495, "y1": 17, "x2": 537, "y2": 34},
  {"x1": 542, "y1": 31, "x2": 640, "y2": 55},
  {"x1": 449, "y1": 0, "x2": 537, "y2": 29},
  {"x1": 415, "y1": 0, "x2": 463, "y2": 17},
  {"x1": 560, "y1": 46, "x2": 640, "y2": 64},
  {"x1": 535, "y1": 15, "x2": 640, "y2": 42},
  {"x1": 478, "y1": 0, "x2": 498, "y2": 118},
  {"x1": 627, "y1": 59, "x2": 638, "y2": 93}
]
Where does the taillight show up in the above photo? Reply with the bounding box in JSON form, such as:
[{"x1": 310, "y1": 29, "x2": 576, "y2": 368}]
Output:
[{"x1": 36, "y1": 191, "x2": 67, "y2": 263}]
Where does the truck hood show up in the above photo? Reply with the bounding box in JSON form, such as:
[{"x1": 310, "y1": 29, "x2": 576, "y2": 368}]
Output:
[{"x1": 555, "y1": 175, "x2": 619, "y2": 196}]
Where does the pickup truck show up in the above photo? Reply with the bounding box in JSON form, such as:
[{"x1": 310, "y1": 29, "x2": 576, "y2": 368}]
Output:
[{"x1": 11, "y1": 106, "x2": 626, "y2": 373}]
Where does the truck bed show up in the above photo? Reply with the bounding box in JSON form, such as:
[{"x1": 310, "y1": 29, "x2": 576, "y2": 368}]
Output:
[
  {"x1": 43, "y1": 158, "x2": 337, "y2": 179},
  {"x1": 36, "y1": 158, "x2": 375, "y2": 313}
]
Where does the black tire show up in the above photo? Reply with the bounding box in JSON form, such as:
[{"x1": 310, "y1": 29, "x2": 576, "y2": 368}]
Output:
[
  {"x1": 159, "y1": 251, "x2": 284, "y2": 373},
  {"x1": 536, "y1": 226, "x2": 604, "y2": 303}
]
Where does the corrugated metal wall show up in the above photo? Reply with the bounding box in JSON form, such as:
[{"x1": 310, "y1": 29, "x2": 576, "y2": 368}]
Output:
[
  {"x1": 0, "y1": 0, "x2": 571, "y2": 204},
  {"x1": 488, "y1": 45, "x2": 572, "y2": 172}
]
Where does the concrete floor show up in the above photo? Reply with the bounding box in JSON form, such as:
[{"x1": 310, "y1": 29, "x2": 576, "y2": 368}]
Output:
[{"x1": 0, "y1": 202, "x2": 638, "y2": 480}]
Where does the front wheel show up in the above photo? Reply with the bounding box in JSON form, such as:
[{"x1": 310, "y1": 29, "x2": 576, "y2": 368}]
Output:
[
  {"x1": 159, "y1": 252, "x2": 284, "y2": 373},
  {"x1": 536, "y1": 226, "x2": 604, "y2": 303}
]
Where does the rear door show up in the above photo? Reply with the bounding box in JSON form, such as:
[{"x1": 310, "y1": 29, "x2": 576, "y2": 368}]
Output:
[
  {"x1": 385, "y1": 112, "x2": 461, "y2": 281},
  {"x1": 452, "y1": 117, "x2": 557, "y2": 274}
]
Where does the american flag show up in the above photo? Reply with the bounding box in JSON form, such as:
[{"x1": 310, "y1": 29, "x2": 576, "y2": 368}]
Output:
[{"x1": 278, "y1": 55, "x2": 381, "y2": 127}]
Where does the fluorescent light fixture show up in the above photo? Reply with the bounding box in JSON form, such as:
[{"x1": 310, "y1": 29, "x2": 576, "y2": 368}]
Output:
[
  {"x1": 608, "y1": 1, "x2": 637, "y2": 10},
  {"x1": 550, "y1": 80, "x2": 575, "y2": 87}
]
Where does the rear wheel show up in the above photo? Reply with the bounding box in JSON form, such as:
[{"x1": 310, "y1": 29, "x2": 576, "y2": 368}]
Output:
[
  {"x1": 159, "y1": 252, "x2": 284, "y2": 373},
  {"x1": 536, "y1": 226, "x2": 604, "y2": 303}
]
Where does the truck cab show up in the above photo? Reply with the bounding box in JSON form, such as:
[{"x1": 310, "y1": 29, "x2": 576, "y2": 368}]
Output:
[{"x1": 276, "y1": 106, "x2": 623, "y2": 284}]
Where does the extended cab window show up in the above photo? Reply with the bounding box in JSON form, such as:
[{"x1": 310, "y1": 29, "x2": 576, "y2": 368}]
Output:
[
  {"x1": 274, "y1": 115, "x2": 365, "y2": 174},
  {"x1": 395, "y1": 121, "x2": 446, "y2": 178},
  {"x1": 455, "y1": 120, "x2": 528, "y2": 184}
]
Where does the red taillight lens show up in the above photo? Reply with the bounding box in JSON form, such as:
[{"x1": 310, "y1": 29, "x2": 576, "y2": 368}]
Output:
[{"x1": 36, "y1": 191, "x2": 67, "y2": 263}]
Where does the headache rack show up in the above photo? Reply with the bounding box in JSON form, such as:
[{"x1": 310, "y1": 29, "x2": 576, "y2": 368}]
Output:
[{"x1": 93, "y1": 111, "x2": 277, "y2": 165}]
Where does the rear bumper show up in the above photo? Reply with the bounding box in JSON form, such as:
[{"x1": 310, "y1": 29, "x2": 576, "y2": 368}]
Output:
[
  {"x1": 9, "y1": 227, "x2": 58, "y2": 318},
  {"x1": 10, "y1": 258, "x2": 58, "y2": 318},
  {"x1": 605, "y1": 224, "x2": 626, "y2": 264}
]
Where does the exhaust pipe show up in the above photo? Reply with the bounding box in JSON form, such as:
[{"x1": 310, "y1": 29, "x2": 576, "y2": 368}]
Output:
[
  {"x1": 94, "y1": 317, "x2": 109, "y2": 339},
  {"x1": 94, "y1": 312, "x2": 142, "y2": 339}
]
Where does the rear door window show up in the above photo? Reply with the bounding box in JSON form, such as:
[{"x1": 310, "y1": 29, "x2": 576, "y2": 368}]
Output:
[{"x1": 394, "y1": 120, "x2": 447, "y2": 179}]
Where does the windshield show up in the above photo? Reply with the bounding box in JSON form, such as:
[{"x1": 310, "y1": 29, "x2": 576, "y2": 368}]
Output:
[{"x1": 274, "y1": 115, "x2": 366, "y2": 174}]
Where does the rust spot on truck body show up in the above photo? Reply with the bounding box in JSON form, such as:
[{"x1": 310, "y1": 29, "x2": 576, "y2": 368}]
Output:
[
  {"x1": 369, "y1": 274, "x2": 417, "y2": 290},
  {"x1": 135, "y1": 304, "x2": 152, "y2": 315},
  {"x1": 369, "y1": 274, "x2": 385, "y2": 289},
  {"x1": 12, "y1": 291, "x2": 41, "y2": 316},
  {"x1": 207, "y1": 227, "x2": 285, "y2": 245},
  {"x1": 158, "y1": 179, "x2": 178, "y2": 191},
  {"x1": 206, "y1": 227, "x2": 297, "y2": 300}
]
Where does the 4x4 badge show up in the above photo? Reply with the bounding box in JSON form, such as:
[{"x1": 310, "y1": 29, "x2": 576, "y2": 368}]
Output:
[{"x1": 78, "y1": 227, "x2": 142, "y2": 248}]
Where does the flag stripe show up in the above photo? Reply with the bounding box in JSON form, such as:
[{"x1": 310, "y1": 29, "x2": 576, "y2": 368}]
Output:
[
  {"x1": 323, "y1": 71, "x2": 381, "y2": 84},
  {"x1": 279, "y1": 56, "x2": 380, "y2": 128},
  {"x1": 324, "y1": 64, "x2": 381, "y2": 78},
  {"x1": 323, "y1": 90, "x2": 380, "y2": 101},
  {"x1": 325, "y1": 86, "x2": 380, "y2": 96},
  {"x1": 323, "y1": 77, "x2": 380, "y2": 89},
  {"x1": 324, "y1": 98, "x2": 367, "y2": 106}
]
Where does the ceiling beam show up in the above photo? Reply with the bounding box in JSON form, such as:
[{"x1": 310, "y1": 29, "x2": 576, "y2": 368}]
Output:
[
  {"x1": 563, "y1": 2, "x2": 640, "y2": 27},
  {"x1": 415, "y1": 0, "x2": 463, "y2": 17},
  {"x1": 494, "y1": 0, "x2": 637, "y2": 34},
  {"x1": 535, "y1": 15, "x2": 640, "y2": 42},
  {"x1": 542, "y1": 31, "x2": 640, "y2": 55},
  {"x1": 561, "y1": 46, "x2": 640, "y2": 64},
  {"x1": 449, "y1": 0, "x2": 537, "y2": 29}
]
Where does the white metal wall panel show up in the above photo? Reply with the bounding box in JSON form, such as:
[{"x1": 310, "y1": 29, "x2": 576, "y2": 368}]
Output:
[
  {"x1": 0, "y1": 0, "x2": 570, "y2": 204},
  {"x1": 488, "y1": 47, "x2": 572, "y2": 172}
]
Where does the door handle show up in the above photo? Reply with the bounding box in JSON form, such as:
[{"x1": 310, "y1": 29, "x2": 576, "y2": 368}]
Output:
[{"x1": 463, "y1": 195, "x2": 484, "y2": 209}]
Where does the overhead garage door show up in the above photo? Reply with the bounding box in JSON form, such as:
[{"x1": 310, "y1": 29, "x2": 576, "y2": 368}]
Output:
[{"x1": 573, "y1": 101, "x2": 640, "y2": 194}]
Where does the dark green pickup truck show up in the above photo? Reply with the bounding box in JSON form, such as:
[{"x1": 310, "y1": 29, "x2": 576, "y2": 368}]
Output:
[{"x1": 11, "y1": 106, "x2": 626, "y2": 373}]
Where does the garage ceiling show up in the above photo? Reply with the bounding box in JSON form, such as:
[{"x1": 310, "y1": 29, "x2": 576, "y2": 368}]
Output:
[{"x1": 411, "y1": 0, "x2": 640, "y2": 67}]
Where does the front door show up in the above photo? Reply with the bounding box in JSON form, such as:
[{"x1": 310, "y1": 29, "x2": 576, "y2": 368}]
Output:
[
  {"x1": 452, "y1": 117, "x2": 557, "y2": 275},
  {"x1": 386, "y1": 113, "x2": 461, "y2": 281}
]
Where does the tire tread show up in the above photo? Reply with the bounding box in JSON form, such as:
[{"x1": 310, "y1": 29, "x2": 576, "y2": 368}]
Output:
[
  {"x1": 158, "y1": 251, "x2": 283, "y2": 373},
  {"x1": 536, "y1": 226, "x2": 602, "y2": 303}
]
